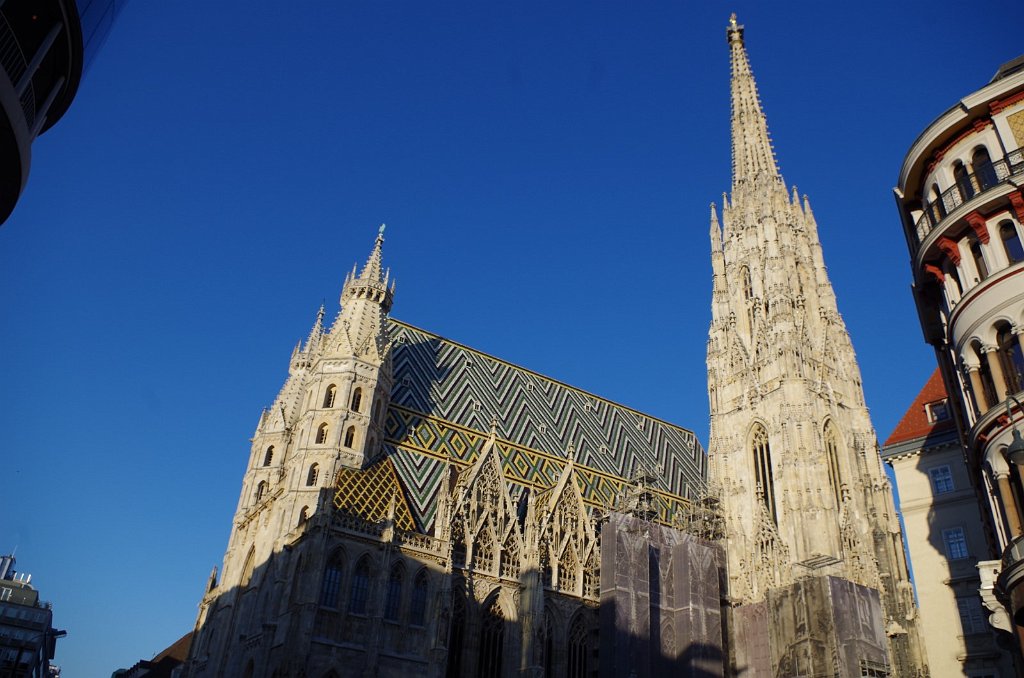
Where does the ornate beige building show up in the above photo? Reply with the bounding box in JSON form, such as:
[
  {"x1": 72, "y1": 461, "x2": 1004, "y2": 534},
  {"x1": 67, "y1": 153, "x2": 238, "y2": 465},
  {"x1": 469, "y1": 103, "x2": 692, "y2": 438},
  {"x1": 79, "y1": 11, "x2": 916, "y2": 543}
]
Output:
[
  {"x1": 894, "y1": 50, "x2": 1024, "y2": 657},
  {"x1": 183, "y1": 16, "x2": 928, "y2": 678}
]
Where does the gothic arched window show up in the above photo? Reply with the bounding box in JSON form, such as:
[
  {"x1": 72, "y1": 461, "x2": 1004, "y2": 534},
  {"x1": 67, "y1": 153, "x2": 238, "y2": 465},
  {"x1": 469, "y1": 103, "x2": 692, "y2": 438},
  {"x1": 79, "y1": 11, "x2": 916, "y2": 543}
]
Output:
[
  {"x1": 740, "y1": 265, "x2": 753, "y2": 300},
  {"x1": 263, "y1": 445, "x2": 274, "y2": 466},
  {"x1": 344, "y1": 426, "x2": 356, "y2": 448},
  {"x1": 445, "y1": 584, "x2": 467, "y2": 678},
  {"x1": 383, "y1": 563, "x2": 404, "y2": 622},
  {"x1": 1001, "y1": 221, "x2": 1024, "y2": 264},
  {"x1": 350, "y1": 387, "x2": 363, "y2": 412},
  {"x1": 568, "y1": 613, "x2": 592, "y2": 678},
  {"x1": 306, "y1": 463, "x2": 320, "y2": 487},
  {"x1": 824, "y1": 422, "x2": 843, "y2": 508},
  {"x1": 298, "y1": 506, "x2": 309, "y2": 526},
  {"x1": 316, "y1": 423, "x2": 329, "y2": 445},
  {"x1": 751, "y1": 424, "x2": 777, "y2": 524},
  {"x1": 409, "y1": 570, "x2": 428, "y2": 627},
  {"x1": 255, "y1": 481, "x2": 267, "y2": 503},
  {"x1": 319, "y1": 553, "x2": 344, "y2": 609},
  {"x1": 240, "y1": 547, "x2": 256, "y2": 588},
  {"x1": 323, "y1": 384, "x2": 337, "y2": 408},
  {"x1": 997, "y1": 323, "x2": 1024, "y2": 395},
  {"x1": 972, "y1": 146, "x2": 996, "y2": 190},
  {"x1": 349, "y1": 557, "x2": 371, "y2": 615},
  {"x1": 477, "y1": 596, "x2": 505, "y2": 678},
  {"x1": 374, "y1": 399, "x2": 382, "y2": 421}
]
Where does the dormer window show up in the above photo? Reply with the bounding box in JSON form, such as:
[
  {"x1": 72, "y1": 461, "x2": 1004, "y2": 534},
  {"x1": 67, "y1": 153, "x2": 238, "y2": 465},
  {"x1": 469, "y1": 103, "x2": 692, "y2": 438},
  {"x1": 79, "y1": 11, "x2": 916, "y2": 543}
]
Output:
[{"x1": 926, "y1": 400, "x2": 950, "y2": 423}]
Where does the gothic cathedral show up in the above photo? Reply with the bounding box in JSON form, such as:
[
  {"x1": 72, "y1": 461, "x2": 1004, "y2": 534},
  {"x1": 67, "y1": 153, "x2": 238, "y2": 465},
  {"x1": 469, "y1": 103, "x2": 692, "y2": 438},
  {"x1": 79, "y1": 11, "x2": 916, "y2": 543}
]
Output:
[{"x1": 183, "y1": 16, "x2": 928, "y2": 678}]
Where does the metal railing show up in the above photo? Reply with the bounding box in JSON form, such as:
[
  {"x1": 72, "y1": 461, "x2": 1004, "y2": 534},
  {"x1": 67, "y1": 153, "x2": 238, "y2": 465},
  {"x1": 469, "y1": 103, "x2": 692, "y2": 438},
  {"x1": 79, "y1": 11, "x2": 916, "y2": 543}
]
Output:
[{"x1": 914, "y1": 148, "x2": 1024, "y2": 246}]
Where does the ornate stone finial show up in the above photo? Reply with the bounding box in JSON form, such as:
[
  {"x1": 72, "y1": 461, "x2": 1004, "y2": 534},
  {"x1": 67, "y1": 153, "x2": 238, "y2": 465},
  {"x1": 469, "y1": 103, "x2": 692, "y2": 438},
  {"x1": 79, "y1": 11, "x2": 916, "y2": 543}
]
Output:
[
  {"x1": 566, "y1": 442, "x2": 577, "y2": 463},
  {"x1": 727, "y1": 12, "x2": 743, "y2": 44},
  {"x1": 489, "y1": 415, "x2": 499, "y2": 438},
  {"x1": 378, "y1": 223, "x2": 386, "y2": 239}
]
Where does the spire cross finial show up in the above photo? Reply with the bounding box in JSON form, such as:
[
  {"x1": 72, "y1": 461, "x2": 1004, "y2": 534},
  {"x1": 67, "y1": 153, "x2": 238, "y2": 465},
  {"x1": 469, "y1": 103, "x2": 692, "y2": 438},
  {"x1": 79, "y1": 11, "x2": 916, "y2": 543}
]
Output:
[{"x1": 378, "y1": 223, "x2": 386, "y2": 239}]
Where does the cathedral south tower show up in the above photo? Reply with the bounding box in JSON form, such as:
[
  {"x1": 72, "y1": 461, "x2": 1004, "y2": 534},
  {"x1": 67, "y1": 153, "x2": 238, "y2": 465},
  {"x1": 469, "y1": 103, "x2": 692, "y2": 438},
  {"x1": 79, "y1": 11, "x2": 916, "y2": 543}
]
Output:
[{"x1": 707, "y1": 16, "x2": 927, "y2": 676}]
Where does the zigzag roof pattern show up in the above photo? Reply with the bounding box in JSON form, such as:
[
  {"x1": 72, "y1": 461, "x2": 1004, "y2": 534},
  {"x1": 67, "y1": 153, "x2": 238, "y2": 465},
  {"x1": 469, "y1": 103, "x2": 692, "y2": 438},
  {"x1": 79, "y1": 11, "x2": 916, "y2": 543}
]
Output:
[{"x1": 376, "y1": 320, "x2": 707, "y2": 532}]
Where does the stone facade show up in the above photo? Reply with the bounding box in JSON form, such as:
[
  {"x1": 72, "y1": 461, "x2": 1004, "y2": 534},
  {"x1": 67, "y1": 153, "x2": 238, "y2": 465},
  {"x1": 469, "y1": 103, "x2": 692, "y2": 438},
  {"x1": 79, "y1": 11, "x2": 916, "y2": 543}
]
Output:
[
  {"x1": 706, "y1": 15, "x2": 927, "y2": 677},
  {"x1": 183, "y1": 15, "x2": 929, "y2": 678}
]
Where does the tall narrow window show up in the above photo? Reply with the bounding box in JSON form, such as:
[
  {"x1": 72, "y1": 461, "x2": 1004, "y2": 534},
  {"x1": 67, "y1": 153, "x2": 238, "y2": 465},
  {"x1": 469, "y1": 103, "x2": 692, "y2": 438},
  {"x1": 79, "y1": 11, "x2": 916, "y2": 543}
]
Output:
[
  {"x1": 323, "y1": 384, "x2": 337, "y2": 408},
  {"x1": 410, "y1": 570, "x2": 428, "y2": 626},
  {"x1": 998, "y1": 324, "x2": 1024, "y2": 394},
  {"x1": 263, "y1": 446, "x2": 274, "y2": 466},
  {"x1": 751, "y1": 425, "x2": 777, "y2": 524},
  {"x1": 351, "y1": 388, "x2": 363, "y2": 412},
  {"x1": 255, "y1": 481, "x2": 267, "y2": 502},
  {"x1": 1001, "y1": 221, "x2": 1024, "y2": 264},
  {"x1": 306, "y1": 463, "x2": 320, "y2": 487},
  {"x1": 298, "y1": 506, "x2": 309, "y2": 525},
  {"x1": 823, "y1": 423, "x2": 843, "y2": 508},
  {"x1": 477, "y1": 597, "x2": 505, "y2": 678},
  {"x1": 373, "y1": 399, "x2": 382, "y2": 421},
  {"x1": 445, "y1": 586, "x2": 466, "y2": 678},
  {"x1": 967, "y1": 231, "x2": 989, "y2": 281},
  {"x1": 316, "y1": 423, "x2": 329, "y2": 444},
  {"x1": 954, "y1": 160, "x2": 974, "y2": 202},
  {"x1": 929, "y1": 183, "x2": 946, "y2": 223},
  {"x1": 344, "y1": 426, "x2": 355, "y2": 448},
  {"x1": 319, "y1": 554, "x2": 344, "y2": 608},
  {"x1": 568, "y1": 613, "x2": 592, "y2": 678},
  {"x1": 383, "y1": 564, "x2": 404, "y2": 622},
  {"x1": 741, "y1": 266, "x2": 753, "y2": 300},
  {"x1": 972, "y1": 146, "x2": 996, "y2": 190},
  {"x1": 240, "y1": 547, "x2": 256, "y2": 587},
  {"x1": 349, "y1": 557, "x2": 371, "y2": 615}
]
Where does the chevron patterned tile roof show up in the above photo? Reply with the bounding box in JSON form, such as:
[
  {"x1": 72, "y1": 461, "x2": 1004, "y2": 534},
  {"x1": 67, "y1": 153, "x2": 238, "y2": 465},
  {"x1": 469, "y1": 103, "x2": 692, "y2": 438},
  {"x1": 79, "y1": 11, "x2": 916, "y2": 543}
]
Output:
[{"x1": 364, "y1": 320, "x2": 707, "y2": 533}]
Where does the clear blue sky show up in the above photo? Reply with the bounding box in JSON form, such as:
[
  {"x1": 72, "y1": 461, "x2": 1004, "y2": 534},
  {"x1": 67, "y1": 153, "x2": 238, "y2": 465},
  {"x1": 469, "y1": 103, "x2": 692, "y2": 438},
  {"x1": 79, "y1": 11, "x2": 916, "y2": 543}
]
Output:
[{"x1": 0, "y1": 1, "x2": 1018, "y2": 674}]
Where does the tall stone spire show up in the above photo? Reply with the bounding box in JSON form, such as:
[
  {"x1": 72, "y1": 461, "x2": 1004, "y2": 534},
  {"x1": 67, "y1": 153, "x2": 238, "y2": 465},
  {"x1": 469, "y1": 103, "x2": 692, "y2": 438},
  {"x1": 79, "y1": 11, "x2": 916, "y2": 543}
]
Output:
[
  {"x1": 707, "y1": 16, "x2": 927, "y2": 675},
  {"x1": 329, "y1": 226, "x2": 395, "y2": 361},
  {"x1": 727, "y1": 13, "x2": 780, "y2": 188}
]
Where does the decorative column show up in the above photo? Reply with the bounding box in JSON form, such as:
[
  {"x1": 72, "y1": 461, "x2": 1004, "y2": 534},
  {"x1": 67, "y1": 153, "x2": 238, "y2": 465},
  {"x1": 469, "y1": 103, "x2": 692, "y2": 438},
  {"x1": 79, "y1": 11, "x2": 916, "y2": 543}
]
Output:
[
  {"x1": 983, "y1": 346, "x2": 1008, "y2": 404},
  {"x1": 967, "y1": 365, "x2": 991, "y2": 413},
  {"x1": 995, "y1": 470, "x2": 1024, "y2": 538}
]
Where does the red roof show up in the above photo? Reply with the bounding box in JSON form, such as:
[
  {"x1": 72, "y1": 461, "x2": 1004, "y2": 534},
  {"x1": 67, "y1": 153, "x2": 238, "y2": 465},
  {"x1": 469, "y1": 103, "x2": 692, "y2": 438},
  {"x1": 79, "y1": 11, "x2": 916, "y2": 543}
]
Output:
[{"x1": 884, "y1": 368, "x2": 956, "y2": 447}]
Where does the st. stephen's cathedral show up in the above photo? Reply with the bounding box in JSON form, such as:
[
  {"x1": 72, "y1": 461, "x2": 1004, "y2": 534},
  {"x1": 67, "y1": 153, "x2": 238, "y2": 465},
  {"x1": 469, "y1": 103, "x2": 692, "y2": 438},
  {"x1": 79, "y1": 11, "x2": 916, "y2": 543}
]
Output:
[{"x1": 182, "y1": 16, "x2": 931, "y2": 678}]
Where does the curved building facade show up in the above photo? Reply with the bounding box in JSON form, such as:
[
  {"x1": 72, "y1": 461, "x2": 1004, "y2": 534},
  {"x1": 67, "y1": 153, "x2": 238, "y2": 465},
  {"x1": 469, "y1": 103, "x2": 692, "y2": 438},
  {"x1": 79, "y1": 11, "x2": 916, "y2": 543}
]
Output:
[
  {"x1": 0, "y1": 0, "x2": 123, "y2": 225},
  {"x1": 895, "y1": 56, "x2": 1024, "y2": 637}
]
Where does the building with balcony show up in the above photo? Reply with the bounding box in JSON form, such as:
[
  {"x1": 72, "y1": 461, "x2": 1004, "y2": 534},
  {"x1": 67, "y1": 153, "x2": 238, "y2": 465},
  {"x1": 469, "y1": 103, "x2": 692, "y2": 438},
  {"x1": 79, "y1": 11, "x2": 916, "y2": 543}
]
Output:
[
  {"x1": 881, "y1": 370, "x2": 1017, "y2": 676},
  {"x1": 0, "y1": 0, "x2": 124, "y2": 225},
  {"x1": 895, "y1": 54, "x2": 1024, "y2": 648},
  {"x1": 0, "y1": 555, "x2": 65, "y2": 677}
]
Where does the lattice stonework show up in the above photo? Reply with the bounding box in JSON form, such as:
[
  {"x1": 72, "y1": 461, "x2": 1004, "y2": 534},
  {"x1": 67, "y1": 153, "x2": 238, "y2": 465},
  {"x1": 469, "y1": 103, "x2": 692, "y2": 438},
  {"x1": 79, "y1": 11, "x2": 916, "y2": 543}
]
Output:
[
  {"x1": 1009, "y1": 109, "x2": 1024, "y2": 148},
  {"x1": 333, "y1": 458, "x2": 416, "y2": 531}
]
